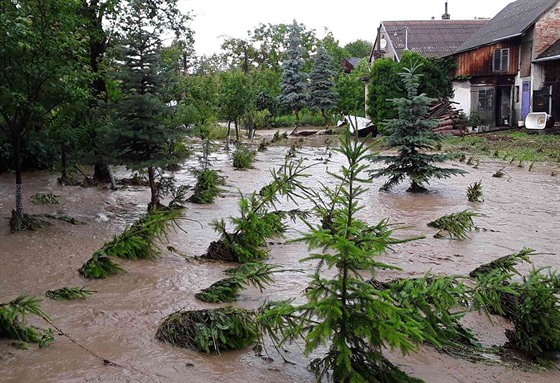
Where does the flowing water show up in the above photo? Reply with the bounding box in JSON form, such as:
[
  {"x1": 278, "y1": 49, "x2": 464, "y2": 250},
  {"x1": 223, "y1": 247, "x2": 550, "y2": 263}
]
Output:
[{"x1": 1, "y1": 134, "x2": 559, "y2": 383}]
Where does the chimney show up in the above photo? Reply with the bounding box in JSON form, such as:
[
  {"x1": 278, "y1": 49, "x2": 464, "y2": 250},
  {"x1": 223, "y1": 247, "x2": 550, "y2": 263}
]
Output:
[{"x1": 442, "y1": 1, "x2": 450, "y2": 20}]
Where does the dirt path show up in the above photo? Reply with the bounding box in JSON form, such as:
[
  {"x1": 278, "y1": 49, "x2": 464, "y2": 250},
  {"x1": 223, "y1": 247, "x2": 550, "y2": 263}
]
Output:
[{"x1": 0, "y1": 139, "x2": 559, "y2": 382}]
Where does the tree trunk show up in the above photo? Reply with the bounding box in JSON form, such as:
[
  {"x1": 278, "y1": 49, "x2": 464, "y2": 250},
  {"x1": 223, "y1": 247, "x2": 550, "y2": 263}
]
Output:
[
  {"x1": 14, "y1": 135, "x2": 24, "y2": 220},
  {"x1": 235, "y1": 120, "x2": 239, "y2": 141},
  {"x1": 60, "y1": 143, "x2": 68, "y2": 180},
  {"x1": 147, "y1": 165, "x2": 160, "y2": 211},
  {"x1": 408, "y1": 181, "x2": 428, "y2": 193},
  {"x1": 225, "y1": 121, "x2": 231, "y2": 150},
  {"x1": 93, "y1": 162, "x2": 111, "y2": 182},
  {"x1": 295, "y1": 108, "x2": 300, "y2": 125},
  {"x1": 321, "y1": 108, "x2": 328, "y2": 126}
]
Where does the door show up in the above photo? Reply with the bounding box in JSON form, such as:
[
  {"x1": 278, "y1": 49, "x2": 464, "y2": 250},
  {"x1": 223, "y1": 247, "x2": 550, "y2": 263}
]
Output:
[{"x1": 521, "y1": 80, "x2": 531, "y2": 120}]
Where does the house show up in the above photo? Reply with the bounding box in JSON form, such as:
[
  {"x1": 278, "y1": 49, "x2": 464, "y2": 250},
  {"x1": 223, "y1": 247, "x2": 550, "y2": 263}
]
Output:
[
  {"x1": 369, "y1": 19, "x2": 488, "y2": 63},
  {"x1": 342, "y1": 57, "x2": 363, "y2": 73},
  {"x1": 532, "y1": 38, "x2": 560, "y2": 121},
  {"x1": 450, "y1": 0, "x2": 560, "y2": 128}
]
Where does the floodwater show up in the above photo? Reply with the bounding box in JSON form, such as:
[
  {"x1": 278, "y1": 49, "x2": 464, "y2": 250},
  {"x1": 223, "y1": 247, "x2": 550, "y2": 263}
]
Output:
[{"x1": 1, "y1": 133, "x2": 559, "y2": 383}]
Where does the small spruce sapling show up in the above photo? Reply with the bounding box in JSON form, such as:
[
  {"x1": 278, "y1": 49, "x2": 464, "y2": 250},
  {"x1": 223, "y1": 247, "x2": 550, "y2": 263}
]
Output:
[{"x1": 370, "y1": 62, "x2": 466, "y2": 192}]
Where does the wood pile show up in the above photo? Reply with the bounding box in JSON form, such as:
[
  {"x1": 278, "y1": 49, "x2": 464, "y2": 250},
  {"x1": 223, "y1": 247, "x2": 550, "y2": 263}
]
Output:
[{"x1": 428, "y1": 99, "x2": 468, "y2": 136}]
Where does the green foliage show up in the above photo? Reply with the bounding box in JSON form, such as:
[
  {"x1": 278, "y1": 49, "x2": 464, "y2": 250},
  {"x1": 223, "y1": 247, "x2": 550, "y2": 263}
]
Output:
[
  {"x1": 259, "y1": 133, "x2": 431, "y2": 382},
  {"x1": 336, "y1": 59, "x2": 369, "y2": 116},
  {"x1": 428, "y1": 210, "x2": 480, "y2": 240},
  {"x1": 45, "y1": 287, "x2": 95, "y2": 301},
  {"x1": 206, "y1": 160, "x2": 312, "y2": 263},
  {"x1": 469, "y1": 248, "x2": 536, "y2": 278},
  {"x1": 218, "y1": 70, "x2": 257, "y2": 130},
  {"x1": 232, "y1": 144, "x2": 256, "y2": 169},
  {"x1": 0, "y1": 295, "x2": 53, "y2": 347},
  {"x1": 377, "y1": 276, "x2": 478, "y2": 349},
  {"x1": 189, "y1": 169, "x2": 223, "y2": 204},
  {"x1": 31, "y1": 193, "x2": 60, "y2": 205},
  {"x1": 309, "y1": 47, "x2": 338, "y2": 123},
  {"x1": 103, "y1": 209, "x2": 183, "y2": 260},
  {"x1": 156, "y1": 307, "x2": 259, "y2": 353},
  {"x1": 78, "y1": 253, "x2": 125, "y2": 279},
  {"x1": 468, "y1": 249, "x2": 560, "y2": 358},
  {"x1": 504, "y1": 269, "x2": 560, "y2": 357},
  {"x1": 370, "y1": 62, "x2": 466, "y2": 192},
  {"x1": 195, "y1": 263, "x2": 280, "y2": 303},
  {"x1": 466, "y1": 180, "x2": 484, "y2": 202},
  {"x1": 279, "y1": 21, "x2": 308, "y2": 121},
  {"x1": 367, "y1": 52, "x2": 455, "y2": 126},
  {"x1": 344, "y1": 40, "x2": 373, "y2": 58},
  {"x1": 79, "y1": 209, "x2": 182, "y2": 278},
  {"x1": 440, "y1": 132, "x2": 560, "y2": 164}
]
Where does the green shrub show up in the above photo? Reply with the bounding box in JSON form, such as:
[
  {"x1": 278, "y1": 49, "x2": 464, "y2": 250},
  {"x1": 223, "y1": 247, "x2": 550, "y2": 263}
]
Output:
[
  {"x1": 189, "y1": 169, "x2": 223, "y2": 204},
  {"x1": 466, "y1": 181, "x2": 483, "y2": 202},
  {"x1": 232, "y1": 144, "x2": 255, "y2": 170},
  {"x1": 156, "y1": 307, "x2": 259, "y2": 353}
]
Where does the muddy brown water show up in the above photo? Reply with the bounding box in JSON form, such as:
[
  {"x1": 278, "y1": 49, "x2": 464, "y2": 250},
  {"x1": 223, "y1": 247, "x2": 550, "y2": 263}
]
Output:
[{"x1": 1, "y1": 134, "x2": 559, "y2": 383}]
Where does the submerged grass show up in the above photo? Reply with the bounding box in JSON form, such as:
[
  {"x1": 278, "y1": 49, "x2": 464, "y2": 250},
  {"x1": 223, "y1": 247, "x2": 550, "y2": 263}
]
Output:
[
  {"x1": 79, "y1": 208, "x2": 183, "y2": 279},
  {"x1": 45, "y1": 287, "x2": 95, "y2": 301},
  {"x1": 0, "y1": 295, "x2": 53, "y2": 348},
  {"x1": 428, "y1": 210, "x2": 481, "y2": 240},
  {"x1": 156, "y1": 307, "x2": 259, "y2": 353},
  {"x1": 441, "y1": 132, "x2": 560, "y2": 164}
]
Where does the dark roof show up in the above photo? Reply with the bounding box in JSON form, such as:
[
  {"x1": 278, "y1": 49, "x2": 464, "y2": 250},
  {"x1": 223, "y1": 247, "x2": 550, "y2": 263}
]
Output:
[
  {"x1": 382, "y1": 20, "x2": 488, "y2": 59},
  {"x1": 455, "y1": 0, "x2": 558, "y2": 53},
  {"x1": 536, "y1": 39, "x2": 560, "y2": 61},
  {"x1": 347, "y1": 57, "x2": 362, "y2": 68}
]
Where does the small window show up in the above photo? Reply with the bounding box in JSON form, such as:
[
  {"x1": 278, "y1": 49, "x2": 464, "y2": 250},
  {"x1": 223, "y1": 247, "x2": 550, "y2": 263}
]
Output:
[
  {"x1": 493, "y1": 48, "x2": 510, "y2": 73},
  {"x1": 478, "y1": 89, "x2": 494, "y2": 110}
]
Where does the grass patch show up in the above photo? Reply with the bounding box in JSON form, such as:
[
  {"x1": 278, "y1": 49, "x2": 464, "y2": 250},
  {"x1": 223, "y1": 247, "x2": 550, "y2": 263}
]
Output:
[{"x1": 441, "y1": 132, "x2": 560, "y2": 164}]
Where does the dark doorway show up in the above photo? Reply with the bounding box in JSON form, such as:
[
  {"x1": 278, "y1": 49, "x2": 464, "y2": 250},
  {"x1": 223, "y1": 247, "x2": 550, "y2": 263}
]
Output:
[{"x1": 496, "y1": 86, "x2": 512, "y2": 126}]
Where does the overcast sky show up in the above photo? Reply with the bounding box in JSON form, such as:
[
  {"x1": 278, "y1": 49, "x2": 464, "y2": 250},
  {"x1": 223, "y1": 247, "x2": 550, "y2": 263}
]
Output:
[{"x1": 178, "y1": 0, "x2": 514, "y2": 56}]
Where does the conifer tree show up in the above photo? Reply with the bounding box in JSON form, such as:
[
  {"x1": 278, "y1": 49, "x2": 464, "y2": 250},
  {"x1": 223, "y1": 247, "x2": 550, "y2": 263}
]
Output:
[
  {"x1": 370, "y1": 63, "x2": 466, "y2": 192},
  {"x1": 111, "y1": 0, "x2": 182, "y2": 210},
  {"x1": 309, "y1": 46, "x2": 338, "y2": 124},
  {"x1": 279, "y1": 21, "x2": 308, "y2": 123}
]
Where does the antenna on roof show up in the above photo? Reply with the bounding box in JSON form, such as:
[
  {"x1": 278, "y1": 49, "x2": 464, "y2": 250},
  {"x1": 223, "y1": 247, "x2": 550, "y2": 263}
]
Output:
[{"x1": 442, "y1": 1, "x2": 451, "y2": 20}]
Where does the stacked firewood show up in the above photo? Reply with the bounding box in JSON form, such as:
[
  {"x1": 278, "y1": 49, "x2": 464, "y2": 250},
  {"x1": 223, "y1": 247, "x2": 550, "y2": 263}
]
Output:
[{"x1": 428, "y1": 99, "x2": 468, "y2": 136}]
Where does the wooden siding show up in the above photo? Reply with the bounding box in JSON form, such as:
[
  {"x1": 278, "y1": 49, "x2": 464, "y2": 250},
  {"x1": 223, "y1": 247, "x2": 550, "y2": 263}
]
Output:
[
  {"x1": 455, "y1": 42, "x2": 520, "y2": 77},
  {"x1": 544, "y1": 61, "x2": 560, "y2": 83}
]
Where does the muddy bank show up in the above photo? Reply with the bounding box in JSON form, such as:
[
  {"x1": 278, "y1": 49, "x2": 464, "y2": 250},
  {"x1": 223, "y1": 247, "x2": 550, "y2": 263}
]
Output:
[{"x1": 0, "y1": 140, "x2": 559, "y2": 382}]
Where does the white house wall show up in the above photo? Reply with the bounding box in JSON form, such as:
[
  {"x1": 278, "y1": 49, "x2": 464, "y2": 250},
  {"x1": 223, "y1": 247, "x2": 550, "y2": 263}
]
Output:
[{"x1": 451, "y1": 81, "x2": 472, "y2": 116}]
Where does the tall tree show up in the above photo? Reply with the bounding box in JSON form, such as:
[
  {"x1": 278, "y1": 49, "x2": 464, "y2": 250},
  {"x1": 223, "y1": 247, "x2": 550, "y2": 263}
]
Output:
[
  {"x1": 309, "y1": 47, "x2": 338, "y2": 124},
  {"x1": 336, "y1": 59, "x2": 369, "y2": 116},
  {"x1": 110, "y1": 0, "x2": 181, "y2": 210},
  {"x1": 0, "y1": 0, "x2": 87, "y2": 230},
  {"x1": 80, "y1": 0, "x2": 192, "y2": 182},
  {"x1": 370, "y1": 63, "x2": 466, "y2": 192},
  {"x1": 218, "y1": 70, "x2": 256, "y2": 141},
  {"x1": 279, "y1": 21, "x2": 308, "y2": 124},
  {"x1": 344, "y1": 39, "x2": 373, "y2": 58}
]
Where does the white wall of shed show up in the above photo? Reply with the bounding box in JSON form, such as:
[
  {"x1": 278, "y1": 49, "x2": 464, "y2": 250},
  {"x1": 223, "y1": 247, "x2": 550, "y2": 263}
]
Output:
[{"x1": 451, "y1": 81, "x2": 471, "y2": 115}]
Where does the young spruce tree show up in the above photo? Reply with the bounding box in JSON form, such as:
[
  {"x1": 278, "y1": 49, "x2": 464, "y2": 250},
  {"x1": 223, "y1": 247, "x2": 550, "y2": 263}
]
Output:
[
  {"x1": 309, "y1": 46, "x2": 338, "y2": 124},
  {"x1": 279, "y1": 21, "x2": 308, "y2": 123},
  {"x1": 111, "y1": 0, "x2": 182, "y2": 210},
  {"x1": 370, "y1": 63, "x2": 465, "y2": 192}
]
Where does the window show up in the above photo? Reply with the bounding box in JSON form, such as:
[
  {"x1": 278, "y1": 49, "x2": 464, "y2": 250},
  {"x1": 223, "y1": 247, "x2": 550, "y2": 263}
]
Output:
[
  {"x1": 478, "y1": 89, "x2": 494, "y2": 110},
  {"x1": 493, "y1": 48, "x2": 510, "y2": 73}
]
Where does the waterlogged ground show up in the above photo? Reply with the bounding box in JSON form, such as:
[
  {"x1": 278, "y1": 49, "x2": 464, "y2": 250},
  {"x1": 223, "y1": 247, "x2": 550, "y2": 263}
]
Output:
[{"x1": 1, "y1": 132, "x2": 559, "y2": 383}]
